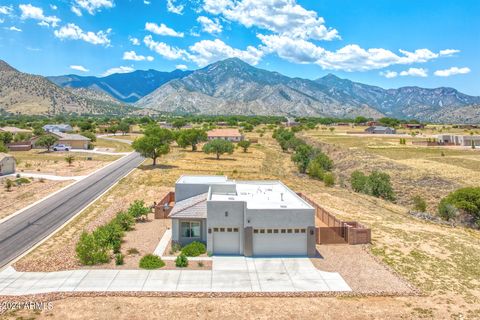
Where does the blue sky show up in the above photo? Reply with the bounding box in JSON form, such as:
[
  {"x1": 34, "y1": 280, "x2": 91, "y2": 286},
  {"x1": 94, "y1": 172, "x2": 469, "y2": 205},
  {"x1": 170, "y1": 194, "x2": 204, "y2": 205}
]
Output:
[{"x1": 0, "y1": 0, "x2": 479, "y2": 95}]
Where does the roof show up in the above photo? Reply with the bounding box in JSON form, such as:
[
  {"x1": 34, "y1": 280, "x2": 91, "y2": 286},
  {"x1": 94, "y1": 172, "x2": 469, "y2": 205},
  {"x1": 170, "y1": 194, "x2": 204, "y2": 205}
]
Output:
[
  {"x1": 0, "y1": 126, "x2": 32, "y2": 133},
  {"x1": 177, "y1": 175, "x2": 228, "y2": 184},
  {"x1": 52, "y1": 132, "x2": 91, "y2": 141},
  {"x1": 207, "y1": 128, "x2": 242, "y2": 137},
  {"x1": 169, "y1": 193, "x2": 208, "y2": 219},
  {"x1": 0, "y1": 153, "x2": 14, "y2": 161},
  {"x1": 367, "y1": 126, "x2": 393, "y2": 131}
]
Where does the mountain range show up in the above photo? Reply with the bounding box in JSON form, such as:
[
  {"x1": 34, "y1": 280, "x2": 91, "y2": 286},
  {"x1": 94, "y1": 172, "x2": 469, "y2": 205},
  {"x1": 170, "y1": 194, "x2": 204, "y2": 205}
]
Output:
[{"x1": 1, "y1": 58, "x2": 479, "y2": 122}]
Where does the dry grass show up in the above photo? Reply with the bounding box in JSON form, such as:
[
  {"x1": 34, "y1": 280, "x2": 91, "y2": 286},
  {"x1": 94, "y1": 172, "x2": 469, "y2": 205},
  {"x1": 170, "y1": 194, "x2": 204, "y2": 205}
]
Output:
[{"x1": 95, "y1": 137, "x2": 133, "y2": 152}]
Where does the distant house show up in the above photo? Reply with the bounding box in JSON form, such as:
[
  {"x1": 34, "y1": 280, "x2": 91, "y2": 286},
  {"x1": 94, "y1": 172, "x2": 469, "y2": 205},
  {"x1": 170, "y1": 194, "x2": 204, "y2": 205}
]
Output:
[
  {"x1": 367, "y1": 121, "x2": 380, "y2": 127},
  {"x1": 43, "y1": 124, "x2": 73, "y2": 133},
  {"x1": 283, "y1": 117, "x2": 300, "y2": 127},
  {"x1": 32, "y1": 132, "x2": 91, "y2": 150},
  {"x1": 402, "y1": 124, "x2": 425, "y2": 129},
  {"x1": 0, "y1": 153, "x2": 16, "y2": 176},
  {"x1": 0, "y1": 126, "x2": 32, "y2": 134},
  {"x1": 438, "y1": 134, "x2": 480, "y2": 147},
  {"x1": 207, "y1": 129, "x2": 244, "y2": 142},
  {"x1": 365, "y1": 126, "x2": 396, "y2": 134}
]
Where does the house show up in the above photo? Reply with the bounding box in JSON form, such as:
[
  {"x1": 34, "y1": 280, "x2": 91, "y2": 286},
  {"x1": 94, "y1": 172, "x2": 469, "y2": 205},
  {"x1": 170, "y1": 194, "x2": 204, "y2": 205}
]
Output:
[
  {"x1": 42, "y1": 124, "x2": 73, "y2": 133},
  {"x1": 402, "y1": 123, "x2": 425, "y2": 129},
  {"x1": 367, "y1": 121, "x2": 380, "y2": 127},
  {"x1": 207, "y1": 129, "x2": 244, "y2": 142},
  {"x1": 438, "y1": 134, "x2": 480, "y2": 147},
  {"x1": 169, "y1": 175, "x2": 316, "y2": 257},
  {"x1": 364, "y1": 126, "x2": 396, "y2": 134},
  {"x1": 32, "y1": 132, "x2": 91, "y2": 150},
  {"x1": 0, "y1": 153, "x2": 16, "y2": 176},
  {"x1": 283, "y1": 117, "x2": 300, "y2": 127},
  {"x1": 0, "y1": 126, "x2": 32, "y2": 134}
]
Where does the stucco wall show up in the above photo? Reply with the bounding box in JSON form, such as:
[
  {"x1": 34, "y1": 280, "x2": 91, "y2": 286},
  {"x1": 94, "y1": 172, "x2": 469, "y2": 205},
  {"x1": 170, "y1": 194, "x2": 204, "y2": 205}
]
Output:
[
  {"x1": 206, "y1": 200, "x2": 245, "y2": 254},
  {"x1": 0, "y1": 157, "x2": 16, "y2": 175}
]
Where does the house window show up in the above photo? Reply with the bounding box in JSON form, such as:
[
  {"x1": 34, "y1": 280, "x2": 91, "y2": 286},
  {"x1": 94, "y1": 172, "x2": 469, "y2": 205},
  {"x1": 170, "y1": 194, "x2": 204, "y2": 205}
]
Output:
[
  {"x1": 227, "y1": 227, "x2": 233, "y2": 232},
  {"x1": 254, "y1": 229, "x2": 259, "y2": 234},
  {"x1": 300, "y1": 229, "x2": 306, "y2": 233},
  {"x1": 267, "y1": 229, "x2": 273, "y2": 234},
  {"x1": 273, "y1": 229, "x2": 279, "y2": 233},
  {"x1": 233, "y1": 228, "x2": 239, "y2": 232},
  {"x1": 180, "y1": 221, "x2": 201, "y2": 238},
  {"x1": 281, "y1": 229, "x2": 286, "y2": 233}
]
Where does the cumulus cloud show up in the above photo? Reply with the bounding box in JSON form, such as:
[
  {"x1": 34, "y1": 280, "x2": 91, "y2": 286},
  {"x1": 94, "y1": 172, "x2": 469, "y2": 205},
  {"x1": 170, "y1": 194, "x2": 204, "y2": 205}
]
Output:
[
  {"x1": 188, "y1": 39, "x2": 264, "y2": 66},
  {"x1": 129, "y1": 36, "x2": 140, "y2": 45},
  {"x1": 167, "y1": 0, "x2": 184, "y2": 14},
  {"x1": 71, "y1": 6, "x2": 82, "y2": 16},
  {"x1": 145, "y1": 22, "x2": 184, "y2": 37},
  {"x1": 439, "y1": 49, "x2": 460, "y2": 56},
  {"x1": 123, "y1": 50, "x2": 154, "y2": 61},
  {"x1": 203, "y1": 0, "x2": 339, "y2": 41},
  {"x1": 0, "y1": 5, "x2": 13, "y2": 15},
  {"x1": 8, "y1": 26, "x2": 22, "y2": 32},
  {"x1": 434, "y1": 67, "x2": 471, "y2": 77},
  {"x1": 176, "y1": 64, "x2": 188, "y2": 70},
  {"x1": 379, "y1": 70, "x2": 398, "y2": 79},
  {"x1": 70, "y1": 65, "x2": 89, "y2": 72},
  {"x1": 399, "y1": 68, "x2": 428, "y2": 77},
  {"x1": 101, "y1": 66, "x2": 135, "y2": 77},
  {"x1": 19, "y1": 4, "x2": 60, "y2": 27},
  {"x1": 74, "y1": 0, "x2": 114, "y2": 15},
  {"x1": 143, "y1": 35, "x2": 187, "y2": 59},
  {"x1": 50, "y1": 4, "x2": 58, "y2": 10},
  {"x1": 197, "y1": 16, "x2": 222, "y2": 34},
  {"x1": 54, "y1": 23, "x2": 111, "y2": 46}
]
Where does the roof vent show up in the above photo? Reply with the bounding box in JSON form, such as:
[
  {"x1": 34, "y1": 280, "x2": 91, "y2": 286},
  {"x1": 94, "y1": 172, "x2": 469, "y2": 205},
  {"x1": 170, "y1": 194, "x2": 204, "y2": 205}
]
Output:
[
  {"x1": 228, "y1": 197, "x2": 235, "y2": 200},
  {"x1": 280, "y1": 205, "x2": 287, "y2": 208},
  {"x1": 280, "y1": 193, "x2": 284, "y2": 201}
]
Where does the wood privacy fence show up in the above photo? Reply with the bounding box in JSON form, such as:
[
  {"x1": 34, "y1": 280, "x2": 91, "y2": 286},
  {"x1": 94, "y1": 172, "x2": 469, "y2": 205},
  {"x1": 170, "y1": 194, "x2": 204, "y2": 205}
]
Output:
[
  {"x1": 297, "y1": 193, "x2": 371, "y2": 245},
  {"x1": 154, "y1": 191, "x2": 175, "y2": 219}
]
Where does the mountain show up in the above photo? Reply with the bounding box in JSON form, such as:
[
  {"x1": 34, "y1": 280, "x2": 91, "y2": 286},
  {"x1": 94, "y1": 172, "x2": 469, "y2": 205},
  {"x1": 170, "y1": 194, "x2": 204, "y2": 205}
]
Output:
[
  {"x1": 48, "y1": 69, "x2": 191, "y2": 103},
  {"x1": 0, "y1": 60, "x2": 133, "y2": 115},
  {"x1": 135, "y1": 58, "x2": 383, "y2": 118}
]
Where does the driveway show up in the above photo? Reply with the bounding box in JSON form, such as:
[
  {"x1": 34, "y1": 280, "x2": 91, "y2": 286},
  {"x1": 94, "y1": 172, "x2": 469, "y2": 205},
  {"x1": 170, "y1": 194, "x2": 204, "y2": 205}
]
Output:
[{"x1": 0, "y1": 257, "x2": 350, "y2": 295}]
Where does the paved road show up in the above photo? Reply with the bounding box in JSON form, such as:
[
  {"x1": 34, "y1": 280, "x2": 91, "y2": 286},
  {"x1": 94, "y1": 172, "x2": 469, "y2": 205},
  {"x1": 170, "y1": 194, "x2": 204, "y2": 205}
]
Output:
[{"x1": 0, "y1": 152, "x2": 144, "y2": 269}]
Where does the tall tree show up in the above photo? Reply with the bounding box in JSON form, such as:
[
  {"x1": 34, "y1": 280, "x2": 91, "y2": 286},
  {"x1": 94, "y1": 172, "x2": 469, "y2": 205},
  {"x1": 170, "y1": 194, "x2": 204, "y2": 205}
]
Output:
[
  {"x1": 36, "y1": 135, "x2": 58, "y2": 152},
  {"x1": 117, "y1": 122, "x2": 130, "y2": 135},
  {"x1": 202, "y1": 139, "x2": 234, "y2": 160},
  {"x1": 176, "y1": 129, "x2": 207, "y2": 151},
  {"x1": 132, "y1": 125, "x2": 173, "y2": 166}
]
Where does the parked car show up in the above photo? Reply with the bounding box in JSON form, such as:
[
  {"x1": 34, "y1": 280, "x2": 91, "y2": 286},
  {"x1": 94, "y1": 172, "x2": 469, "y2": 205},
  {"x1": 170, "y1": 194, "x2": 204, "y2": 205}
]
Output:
[{"x1": 53, "y1": 144, "x2": 71, "y2": 151}]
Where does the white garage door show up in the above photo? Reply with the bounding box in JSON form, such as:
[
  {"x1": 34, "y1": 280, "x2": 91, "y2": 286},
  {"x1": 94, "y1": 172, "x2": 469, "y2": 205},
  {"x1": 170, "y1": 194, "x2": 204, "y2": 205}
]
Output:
[
  {"x1": 253, "y1": 228, "x2": 307, "y2": 256},
  {"x1": 213, "y1": 227, "x2": 240, "y2": 255}
]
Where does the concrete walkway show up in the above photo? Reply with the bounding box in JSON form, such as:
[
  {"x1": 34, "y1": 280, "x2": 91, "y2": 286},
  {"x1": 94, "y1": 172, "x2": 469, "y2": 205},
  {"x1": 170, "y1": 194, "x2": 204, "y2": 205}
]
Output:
[{"x1": 0, "y1": 257, "x2": 350, "y2": 295}]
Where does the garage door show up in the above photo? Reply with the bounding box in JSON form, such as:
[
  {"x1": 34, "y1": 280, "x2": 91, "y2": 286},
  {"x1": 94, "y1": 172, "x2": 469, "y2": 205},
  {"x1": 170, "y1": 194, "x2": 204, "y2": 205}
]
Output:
[
  {"x1": 213, "y1": 227, "x2": 240, "y2": 255},
  {"x1": 253, "y1": 228, "x2": 307, "y2": 256}
]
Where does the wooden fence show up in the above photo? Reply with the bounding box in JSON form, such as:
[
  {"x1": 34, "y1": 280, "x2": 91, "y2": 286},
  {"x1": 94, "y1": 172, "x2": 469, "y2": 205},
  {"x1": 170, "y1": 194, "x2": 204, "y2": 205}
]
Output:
[{"x1": 154, "y1": 191, "x2": 175, "y2": 219}]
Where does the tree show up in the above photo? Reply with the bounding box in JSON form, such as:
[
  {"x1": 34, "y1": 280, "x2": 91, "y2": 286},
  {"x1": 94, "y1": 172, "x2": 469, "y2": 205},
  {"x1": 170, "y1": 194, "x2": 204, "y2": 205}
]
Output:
[
  {"x1": 176, "y1": 129, "x2": 207, "y2": 151},
  {"x1": 242, "y1": 123, "x2": 254, "y2": 132},
  {"x1": 80, "y1": 131, "x2": 96, "y2": 142},
  {"x1": 202, "y1": 139, "x2": 234, "y2": 160},
  {"x1": 36, "y1": 135, "x2": 58, "y2": 152},
  {"x1": 107, "y1": 125, "x2": 118, "y2": 135},
  {"x1": 128, "y1": 200, "x2": 150, "y2": 221},
  {"x1": 117, "y1": 122, "x2": 130, "y2": 135},
  {"x1": 5, "y1": 179, "x2": 13, "y2": 192},
  {"x1": 14, "y1": 132, "x2": 32, "y2": 142},
  {"x1": 32, "y1": 126, "x2": 44, "y2": 137},
  {"x1": 291, "y1": 144, "x2": 314, "y2": 173},
  {"x1": 365, "y1": 171, "x2": 395, "y2": 201},
  {"x1": 237, "y1": 140, "x2": 251, "y2": 153},
  {"x1": 412, "y1": 195, "x2": 427, "y2": 212},
  {"x1": 65, "y1": 155, "x2": 75, "y2": 166},
  {"x1": 439, "y1": 187, "x2": 480, "y2": 221},
  {"x1": 172, "y1": 119, "x2": 187, "y2": 129},
  {"x1": 0, "y1": 132, "x2": 13, "y2": 145},
  {"x1": 0, "y1": 141, "x2": 8, "y2": 153},
  {"x1": 354, "y1": 116, "x2": 369, "y2": 124},
  {"x1": 132, "y1": 126, "x2": 173, "y2": 166}
]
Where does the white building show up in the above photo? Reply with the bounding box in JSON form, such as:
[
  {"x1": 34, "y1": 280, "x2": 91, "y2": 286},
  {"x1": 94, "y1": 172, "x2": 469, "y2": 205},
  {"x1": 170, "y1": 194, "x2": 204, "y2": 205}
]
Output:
[
  {"x1": 42, "y1": 124, "x2": 73, "y2": 133},
  {"x1": 438, "y1": 134, "x2": 480, "y2": 147},
  {"x1": 169, "y1": 175, "x2": 316, "y2": 257}
]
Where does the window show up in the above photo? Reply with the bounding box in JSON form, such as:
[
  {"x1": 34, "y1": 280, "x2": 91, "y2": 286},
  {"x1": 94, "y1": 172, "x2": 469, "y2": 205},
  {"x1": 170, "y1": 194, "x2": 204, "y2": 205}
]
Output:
[
  {"x1": 267, "y1": 229, "x2": 273, "y2": 234},
  {"x1": 281, "y1": 229, "x2": 286, "y2": 233},
  {"x1": 213, "y1": 228, "x2": 219, "y2": 232},
  {"x1": 181, "y1": 221, "x2": 201, "y2": 238},
  {"x1": 233, "y1": 228, "x2": 239, "y2": 232},
  {"x1": 294, "y1": 229, "x2": 300, "y2": 233},
  {"x1": 254, "y1": 229, "x2": 259, "y2": 234},
  {"x1": 300, "y1": 229, "x2": 306, "y2": 233},
  {"x1": 287, "y1": 229, "x2": 293, "y2": 233},
  {"x1": 260, "y1": 229, "x2": 265, "y2": 234},
  {"x1": 273, "y1": 229, "x2": 279, "y2": 233},
  {"x1": 220, "y1": 228, "x2": 225, "y2": 232},
  {"x1": 227, "y1": 228, "x2": 233, "y2": 232}
]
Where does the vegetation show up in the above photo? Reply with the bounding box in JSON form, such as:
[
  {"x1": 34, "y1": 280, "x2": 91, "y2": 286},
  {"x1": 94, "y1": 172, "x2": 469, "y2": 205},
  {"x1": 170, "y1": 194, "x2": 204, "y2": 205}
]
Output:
[
  {"x1": 0, "y1": 141, "x2": 8, "y2": 153},
  {"x1": 412, "y1": 195, "x2": 427, "y2": 212},
  {"x1": 80, "y1": 131, "x2": 97, "y2": 142},
  {"x1": 127, "y1": 200, "x2": 150, "y2": 221},
  {"x1": 175, "y1": 254, "x2": 189, "y2": 267},
  {"x1": 65, "y1": 155, "x2": 75, "y2": 166},
  {"x1": 439, "y1": 187, "x2": 480, "y2": 223},
  {"x1": 115, "y1": 253, "x2": 124, "y2": 265},
  {"x1": 36, "y1": 135, "x2": 58, "y2": 152},
  {"x1": 4, "y1": 178, "x2": 13, "y2": 191},
  {"x1": 132, "y1": 125, "x2": 173, "y2": 165},
  {"x1": 0, "y1": 131, "x2": 13, "y2": 145},
  {"x1": 139, "y1": 254, "x2": 165, "y2": 269},
  {"x1": 76, "y1": 232, "x2": 110, "y2": 265},
  {"x1": 202, "y1": 139, "x2": 234, "y2": 160},
  {"x1": 351, "y1": 170, "x2": 396, "y2": 201},
  {"x1": 181, "y1": 241, "x2": 206, "y2": 257},
  {"x1": 115, "y1": 211, "x2": 135, "y2": 231},
  {"x1": 237, "y1": 140, "x2": 252, "y2": 152},
  {"x1": 175, "y1": 128, "x2": 207, "y2": 151}
]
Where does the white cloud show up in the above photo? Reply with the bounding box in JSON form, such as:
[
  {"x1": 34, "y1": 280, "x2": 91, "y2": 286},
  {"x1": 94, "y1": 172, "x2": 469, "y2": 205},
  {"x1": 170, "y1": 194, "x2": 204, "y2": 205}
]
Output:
[
  {"x1": 399, "y1": 68, "x2": 428, "y2": 77},
  {"x1": 203, "y1": 0, "x2": 339, "y2": 41},
  {"x1": 123, "y1": 50, "x2": 154, "y2": 61},
  {"x1": 0, "y1": 5, "x2": 13, "y2": 15},
  {"x1": 50, "y1": 4, "x2": 58, "y2": 10},
  {"x1": 143, "y1": 35, "x2": 187, "y2": 59},
  {"x1": 8, "y1": 26, "x2": 22, "y2": 32},
  {"x1": 74, "y1": 0, "x2": 114, "y2": 15},
  {"x1": 439, "y1": 49, "x2": 460, "y2": 56},
  {"x1": 176, "y1": 64, "x2": 188, "y2": 70},
  {"x1": 54, "y1": 23, "x2": 111, "y2": 46},
  {"x1": 101, "y1": 66, "x2": 135, "y2": 77},
  {"x1": 380, "y1": 70, "x2": 398, "y2": 79},
  {"x1": 144, "y1": 0, "x2": 151, "y2": 4},
  {"x1": 19, "y1": 4, "x2": 60, "y2": 27},
  {"x1": 70, "y1": 65, "x2": 89, "y2": 72},
  {"x1": 167, "y1": 0, "x2": 184, "y2": 15},
  {"x1": 434, "y1": 67, "x2": 471, "y2": 77},
  {"x1": 197, "y1": 16, "x2": 222, "y2": 34},
  {"x1": 129, "y1": 36, "x2": 140, "y2": 45},
  {"x1": 71, "y1": 6, "x2": 83, "y2": 16},
  {"x1": 188, "y1": 39, "x2": 264, "y2": 66},
  {"x1": 145, "y1": 22, "x2": 184, "y2": 37}
]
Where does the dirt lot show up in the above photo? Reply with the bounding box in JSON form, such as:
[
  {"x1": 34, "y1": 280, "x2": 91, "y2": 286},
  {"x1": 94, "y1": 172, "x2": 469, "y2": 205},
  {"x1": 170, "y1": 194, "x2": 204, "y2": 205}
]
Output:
[{"x1": 95, "y1": 137, "x2": 134, "y2": 152}]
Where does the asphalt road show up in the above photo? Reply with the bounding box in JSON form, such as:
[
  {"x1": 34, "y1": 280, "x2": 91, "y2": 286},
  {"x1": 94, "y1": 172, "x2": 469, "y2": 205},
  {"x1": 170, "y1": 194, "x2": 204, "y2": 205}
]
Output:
[{"x1": 0, "y1": 151, "x2": 144, "y2": 269}]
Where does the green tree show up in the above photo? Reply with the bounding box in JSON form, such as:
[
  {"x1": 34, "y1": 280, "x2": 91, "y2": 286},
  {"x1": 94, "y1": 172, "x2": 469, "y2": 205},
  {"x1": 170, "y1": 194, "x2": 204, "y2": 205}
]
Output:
[
  {"x1": 242, "y1": 123, "x2": 254, "y2": 132},
  {"x1": 237, "y1": 140, "x2": 251, "y2": 153},
  {"x1": 80, "y1": 131, "x2": 97, "y2": 142},
  {"x1": 176, "y1": 129, "x2": 207, "y2": 151},
  {"x1": 0, "y1": 132, "x2": 13, "y2": 145},
  {"x1": 291, "y1": 144, "x2": 314, "y2": 173},
  {"x1": 5, "y1": 178, "x2": 13, "y2": 192},
  {"x1": 0, "y1": 141, "x2": 8, "y2": 153},
  {"x1": 107, "y1": 125, "x2": 118, "y2": 135},
  {"x1": 128, "y1": 200, "x2": 150, "y2": 221},
  {"x1": 439, "y1": 187, "x2": 480, "y2": 221},
  {"x1": 323, "y1": 173, "x2": 335, "y2": 187},
  {"x1": 172, "y1": 119, "x2": 187, "y2": 129},
  {"x1": 32, "y1": 126, "x2": 44, "y2": 137},
  {"x1": 412, "y1": 195, "x2": 427, "y2": 212},
  {"x1": 350, "y1": 170, "x2": 368, "y2": 193},
  {"x1": 65, "y1": 155, "x2": 75, "y2": 166},
  {"x1": 354, "y1": 116, "x2": 369, "y2": 124},
  {"x1": 132, "y1": 126, "x2": 173, "y2": 166},
  {"x1": 36, "y1": 135, "x2": 58, "y2": 152},
  {"x1": 365, "y1": 171, "x2": 396, "y2": 201},
  {"x1": 75, "y1": 231, "x2": 109, "y2": 265},
  {"x1": 117, "y1": 122, "x2": 130, "y2": 135},
  {"x1": 202, "y1": 139, "x2": 234, "y2": 160}
]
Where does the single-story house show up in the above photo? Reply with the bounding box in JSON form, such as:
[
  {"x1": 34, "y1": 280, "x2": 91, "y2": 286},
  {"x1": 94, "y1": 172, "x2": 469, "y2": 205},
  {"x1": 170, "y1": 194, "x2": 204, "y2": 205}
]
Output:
[
  {"x1": 43, "y1": 124, "x2": 73, "y2": 133},
  {"x1": 207, "y1": 129, "x2": 244, "y2": 142},
  {"x1": 32, "y1": 132, "x2": 91, "y2": 150},
  {"x1": 0, "y1": 126, "x2": 32, "y2": 134},
  {"x1": 365, "y1": 126, "x2": 396, "y2": 134},
  {"x1": 0, "y1": 153, "x2": 15, "y2": 176},
  {"x1": 169, "y1": 175, "x2": 316, "y2": 257},
  {"x1": 438, "y1": 134, "x2": 480, "y2": 147},
  {"x1": 402, "y1": 123, "x2": 425, "y2": 129},
  {"x1": 6, "y1": 141, "x2": 32, "y2": 151}
]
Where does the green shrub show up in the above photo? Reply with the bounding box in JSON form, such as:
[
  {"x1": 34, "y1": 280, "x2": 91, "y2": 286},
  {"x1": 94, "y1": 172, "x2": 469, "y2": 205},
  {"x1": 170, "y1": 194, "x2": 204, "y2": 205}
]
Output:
[
  {"x1": 323, "y1": 173, "x2": 335, "y2": 187},
  {"x1": 439, "y1": 187, "x2": 480, "y2": 220},
  {"x1": 171, "y1": 242, "x2": 182, "y2": 253},
  {"x1": 350, "y1": 170, "x2": 368, "y2": 193},
  {"x1": 412, "y1": 195, "x2": 427, "y2": 212},
  {"x1": 114, "y1": 211, "x2": 135, "y2": 231},
  {"x1": 139, "y1": 254, "x2": 165, "y2": 269},
  {"x1": 307, "y1": 160, "x2": 325, "y2": 180},
  {"x1": 175, "y1": 254, "x2": 188, "y2": 268},
  {"x1": 181, "y1": 241, "x2": 206, "y2": 257},
  {"x1": 115, "y1": 253, "x2": 124, "y2": 265},
  {"x1": 350, "y1": 170, "x2": 395, "y2": 201},
  {"x1": 128, "y1": 200, "x2": 150, "y2": 220},
  {"x1": 15, "y1": 177, "x2": 31, "y2": 185},
  {"x1": 438, "y1": 202, "x2": 458, "y2": 221},
  {"x1": 76, "y1": 232, "x2": 110, "y2": 265},
  {"x1": 93, "y1": 222, "x2": 124, "y2": 253}
]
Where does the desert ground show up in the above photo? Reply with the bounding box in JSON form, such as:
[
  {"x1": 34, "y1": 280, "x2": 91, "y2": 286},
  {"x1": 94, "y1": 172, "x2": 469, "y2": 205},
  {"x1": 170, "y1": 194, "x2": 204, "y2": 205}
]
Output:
[{"x1": 3, "y1": 126, "x2": 480, "y2": 319}]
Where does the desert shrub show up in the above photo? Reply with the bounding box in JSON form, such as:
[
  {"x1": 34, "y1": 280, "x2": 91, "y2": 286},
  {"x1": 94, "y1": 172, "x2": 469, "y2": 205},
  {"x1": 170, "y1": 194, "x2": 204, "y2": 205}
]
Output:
[
  {"x1": 438, "y1": 202, "x2": 458, "y2": 221},
  {"x1": 412, "y1": 195, "x2": 427, "y2": 212},
  {"x1": 439, "y1": 187, "x2": 480, "y2": 221},
  {"x1": 115, "y1": 253, "x2": 124, "y2": 265},
  {"x1": 175, "y1": 254, "x2": 188, "y2": 268},
  {"x1": 171, "y1": 242, "x2": 182, "y2": 253},
  {"x1": 350, "y1": 170, "x2": 395, "y2": 201},
  {"x1": 350, "y1": 171, "x2": 368, "y2": 192},
  {"x1": 323, "y1": 173, "x2": 335, "y2": 187},
  {"x1": 127, "y1": 248, "x2": 139, "y2": 255},
  {"x1": 76, "y1": 232, "x2": 110, "y2": 265},
  {"x1": 128, "y1": 200, "x2": 150, "y2": 220},
  {"x1": 15, "y1": 177, "x2": 30, "y2": 185},
  {"x1": 181, "y1": 241, "x2": 206, "y2": 257},
  {"x1": 114, "y1": 211, "x2": 135, "y2": 231},
  {"x1": 307, "y1": 160, "x2": 325, "y2": 180},
  {"x1": 139, "y1": 254, "x2": 165, "y2": 269},
  {"x1": 93, "y1": 222, "x2": 124, "y2": 253}
]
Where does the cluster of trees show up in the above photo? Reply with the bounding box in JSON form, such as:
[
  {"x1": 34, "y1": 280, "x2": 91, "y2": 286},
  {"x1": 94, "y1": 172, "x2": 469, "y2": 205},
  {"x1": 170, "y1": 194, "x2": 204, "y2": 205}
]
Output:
[
  {"x1": 273, "y1": 127, "x2": 335, "y2": 186},
  {"x1": 350, "y1": 170, "x2": 396, "y2": 201}
]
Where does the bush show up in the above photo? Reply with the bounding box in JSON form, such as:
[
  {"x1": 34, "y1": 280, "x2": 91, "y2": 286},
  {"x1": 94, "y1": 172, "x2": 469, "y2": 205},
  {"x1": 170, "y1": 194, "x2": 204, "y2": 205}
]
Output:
[
  {"x1": 139, "y1": 254, "x2": 165, "y2": 269},
  {"x1": 93, "y1": 222, "x2": 124, "y2": 253},
  {"x1": 323, "y1": 173, "x2": 335, "y2": 187},
  {"x1": 127, "y1": 248, "x2": 139, "y2": 255},
  {"x1": 439, "y1": 187, "x2": 480, "y2": 220},
  {"x1": 128, "y1": 200, "x2": 150, "y2": 220},
  {"x1": 412, "y1": 195, "x2": 427, "y2": 212},
  {"x1": 351, "y1": 171, "x2": 368, "y2": 193},
  {"x1": 438, "y1": 202, "x2": 458, "y2": 221},
  {"x1": 76, "y1": 232, "x2": 110, "y2": 265},
  {"x1": 350, "y1": 170, "x2": 395, "y2": 201},
  {"x1": 15, "y1": 177, "x2": 30, "y2": 185},
  {"x1": 181, "y1": 241, "x2": 206, "y2": 257},
  {"x1": 307, "y1": 160, "x2": 325, "y2": 180},
  {"x1": 175, "y1": 254, "x2": 188, "y2": 268},
  {"x1": 114, "y1": 211, "x2": 135, "y2": 231},
  {"x1": 115, "y1": 253, "x2": 124, "y2": 265},
  {"x1": 171, "y1": 242, "x2": 181, "y2": 253}
]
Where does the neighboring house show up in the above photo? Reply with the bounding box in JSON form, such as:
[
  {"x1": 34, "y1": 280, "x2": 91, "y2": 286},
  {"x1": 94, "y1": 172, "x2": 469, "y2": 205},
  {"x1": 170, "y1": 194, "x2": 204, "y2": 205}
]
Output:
[
  {"x1": 364, "y1": 126, "x2": 396, "y2": 134},
  {"x1": 42, "y1": 124, "x2": 73, "y2": 133},
  {"x1": 32, "y1": 132, "x2": 91, "y2": 150},
  {"x1": 402, "y1": 123, "x2": 425, "y2": 129},
  {"x1": 282, "y1": 117, "x2": 300, "y2": 127},
  {"x1": 438, "y1": 134, "x2": 480, "y2": 147},
  {"x1": 0, "y1": 126, "x2": 32, "y2": 134},
  {"x1": 207, "y1": 129, "x2": 244, "y2": 142},
  {"x1": 169, "y1": 175, "x2": 316, "y2": 257},
  {"x1": 6, "y1": 142, "x2": 32, "y2": 151},
  {"x1": 0, "y1": 153, "x2": 16, "y2": 176}
]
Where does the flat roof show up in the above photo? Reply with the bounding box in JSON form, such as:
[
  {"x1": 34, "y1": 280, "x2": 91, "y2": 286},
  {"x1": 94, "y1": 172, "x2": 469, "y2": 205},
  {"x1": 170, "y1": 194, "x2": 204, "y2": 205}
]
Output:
[
  {"x1": 210, "y1": 180, "x2": 313, "y2": 210},
  {"x1": 177, "y1": 175, "x2": 228, "y2": 184},
  {"x1": 207, "y1": 129, "x2": 242, "y2": 137}
]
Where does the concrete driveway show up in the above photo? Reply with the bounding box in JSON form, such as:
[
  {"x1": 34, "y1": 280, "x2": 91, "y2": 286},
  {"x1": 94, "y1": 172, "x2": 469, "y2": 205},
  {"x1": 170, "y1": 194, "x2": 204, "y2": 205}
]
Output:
[{"x1": 0, "y1": 257, "x2": 350, "y2": 295}]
